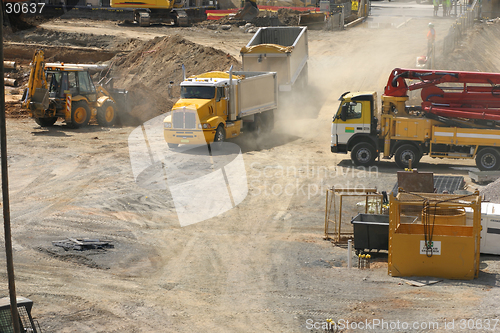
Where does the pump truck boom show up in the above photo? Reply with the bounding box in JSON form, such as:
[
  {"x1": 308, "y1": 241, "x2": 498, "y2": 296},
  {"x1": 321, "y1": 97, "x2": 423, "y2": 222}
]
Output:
[
  {"x1": 331, "y1": 68, "x2": 500, "y2": 170},
  {"x1": 22, "y1": 50, "x2": 128, "y2": 128},
  {"x1": 163, "y1": 66, "x2": 278, "y2": 147}
]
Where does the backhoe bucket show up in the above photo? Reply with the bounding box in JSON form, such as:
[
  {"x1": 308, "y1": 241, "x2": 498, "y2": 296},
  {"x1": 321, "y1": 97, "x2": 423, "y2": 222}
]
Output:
[
  {"x1": 233, "y1": 0, "x2": 259, "y2": 20},
  {"x1": 30, "y1": 88, "x2": 49, "y2": 111}
]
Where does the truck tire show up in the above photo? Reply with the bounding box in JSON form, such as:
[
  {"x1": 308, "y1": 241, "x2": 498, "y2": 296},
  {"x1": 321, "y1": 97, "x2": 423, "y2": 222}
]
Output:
[
  {"x1": 212, "y1": 124, "x2": 225, "y2": 150},
  {"x1": 167, "y1": 143, "x2": 178, "y2": 149},
  {"x1": 351, "y1": 142, "x2": 376, "y2": 167},
  {"x1": 68, "y1": 101, "x2": 91, "y2": 128},
  {"x1": 34, "y1": 117, "x2": 57, "y2": 127},
  {"x1": 395, "y1": 144, "x2": 421, "y2": 169},
  {"x1": 251, "y1": 114, "x2": 264, "y2": 136},
  {"x1": 262, "y1": 110, "x2": 274, "y2": 132},
  {"x1": 476, "y1": 148, "x2": 500, "y2": 171},
  {"x1": 97, "y1": 100, "x2": 117, "y2": 127}
]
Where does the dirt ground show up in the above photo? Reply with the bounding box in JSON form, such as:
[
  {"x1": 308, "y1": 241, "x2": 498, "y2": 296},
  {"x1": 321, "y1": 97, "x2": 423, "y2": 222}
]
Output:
[{"x1": 1, "y1": 14, "x2": 500, "y2": 333}]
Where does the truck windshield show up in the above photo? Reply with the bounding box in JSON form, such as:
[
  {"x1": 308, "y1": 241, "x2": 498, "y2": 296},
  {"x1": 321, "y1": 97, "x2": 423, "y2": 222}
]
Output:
[{"x1": 181, "y1": 86, "x2": 215, "y2": 99}]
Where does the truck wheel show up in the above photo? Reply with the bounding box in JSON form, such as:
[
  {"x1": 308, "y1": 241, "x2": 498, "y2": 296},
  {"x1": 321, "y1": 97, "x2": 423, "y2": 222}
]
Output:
[
  {"x1": 34, "y1": 117, "x2": 57, "y2": 127},
  {"x1": 476, "y1": 148, "x2": 500, "y2": 171},
  {"x1": 97, "y1": 100, "x2": 117, "y2": 127},
  {"x1": 395, "y1": 144, "x2": 421, "y2": 169},
  {"x1": 251, "y1": 114, "x2": 264, "y2": 136},
  {"x1": 263, "y1": 110, "x2": 274, "y2": 132},
  {"x1": 351, "y1": 143, "x2": 376, "y2": 167},
  {"x1": 212, "y1": 124, "x2": 225, "y2": 150},
  {"x1": 167, "y1": 143, "x2": 178, "y2": 149},
  {"x1": 69, "y1": 101, "x2": 91, "y2": 128}
]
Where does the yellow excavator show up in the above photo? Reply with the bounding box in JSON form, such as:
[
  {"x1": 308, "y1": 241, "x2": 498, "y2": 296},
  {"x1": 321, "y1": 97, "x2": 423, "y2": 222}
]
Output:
[
  {"x1": 22, "y1": 50, "x2": 127, "y2": 128},
  {"x1": 110, "y1": 0, "x2": 218, "y2": 26}
]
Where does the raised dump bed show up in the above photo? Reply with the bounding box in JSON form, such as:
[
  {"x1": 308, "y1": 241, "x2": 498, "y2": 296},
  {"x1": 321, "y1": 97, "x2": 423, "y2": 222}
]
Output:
[{"x1": 241, "y1": 26, "x2": 308, "y2": 92}]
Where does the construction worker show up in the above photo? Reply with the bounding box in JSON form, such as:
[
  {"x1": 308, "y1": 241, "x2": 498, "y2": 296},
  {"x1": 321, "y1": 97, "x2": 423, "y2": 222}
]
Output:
[
  {"x1": 433, "y1": 0, "x2": 439, "y2": 16},
  {"x1": 427, "y1": 23, "x2": 436, "y2": 68},
  {"x1": 444, "y1": 0, "x2": 451, "y2": 16}
]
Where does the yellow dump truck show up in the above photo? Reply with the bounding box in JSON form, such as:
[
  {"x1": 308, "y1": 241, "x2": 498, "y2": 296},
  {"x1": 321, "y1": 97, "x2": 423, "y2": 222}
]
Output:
[
  {"x1": 163, "y1": 67, "x2": 278, "y2": 148},
  {"x1": 332, "y1": 68, "x2": 500, "y2": 170}
]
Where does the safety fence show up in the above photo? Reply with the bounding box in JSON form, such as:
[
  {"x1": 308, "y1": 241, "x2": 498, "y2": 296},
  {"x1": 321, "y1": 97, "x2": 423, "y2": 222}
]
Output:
[{"x1": 442, "y1": 0, "x2": 481, "y2": 56}]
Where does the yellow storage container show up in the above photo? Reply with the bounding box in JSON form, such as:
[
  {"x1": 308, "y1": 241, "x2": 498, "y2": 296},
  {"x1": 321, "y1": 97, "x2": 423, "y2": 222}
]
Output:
[{"x1": 388, "y1": 192, "x2": 481, "y2": 280}]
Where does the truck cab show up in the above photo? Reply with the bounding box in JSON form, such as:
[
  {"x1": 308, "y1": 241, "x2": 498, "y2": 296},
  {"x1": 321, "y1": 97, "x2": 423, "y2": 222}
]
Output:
[
  {"x1": 163, "y1": 72, "x2": 241, "y2": 148},
  {"x1": 331, "y1": 92, "x2": 379, "y2": 165},
  {"x1": 164, "y1": 69, "x2": 278, "y2": 148}
]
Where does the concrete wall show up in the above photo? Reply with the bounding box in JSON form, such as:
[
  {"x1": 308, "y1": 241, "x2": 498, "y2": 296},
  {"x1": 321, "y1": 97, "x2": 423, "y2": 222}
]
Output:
[{"x1": 482, "y1": 0, "x2": 500, "y2": 18}]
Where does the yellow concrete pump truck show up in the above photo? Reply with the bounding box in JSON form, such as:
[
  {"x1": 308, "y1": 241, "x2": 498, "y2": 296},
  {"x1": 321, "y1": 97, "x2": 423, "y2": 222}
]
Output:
[
  {"x1": 332, "y1": 68, "x2": 500, "y2": 170},
  {"x1": 163, "y1": 66, "x2": 278, "y2": 148}
]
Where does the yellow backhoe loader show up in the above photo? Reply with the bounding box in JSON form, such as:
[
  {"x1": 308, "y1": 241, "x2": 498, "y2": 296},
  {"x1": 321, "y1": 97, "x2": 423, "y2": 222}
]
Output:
[{"x1": 22, "y1": 50, "x2": 128, "y2": 128}]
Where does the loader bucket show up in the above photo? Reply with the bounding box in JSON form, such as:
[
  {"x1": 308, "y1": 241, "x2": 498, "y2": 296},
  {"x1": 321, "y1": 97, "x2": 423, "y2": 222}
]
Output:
[
  {"x1": 233, "y1": 0, "x2": 259, "y2": 20},
  {"x1": 298, "y1": 12, "x2": 326, "y2": 29},
  {"x1": 30, "y1": 88, "x2": 49, "y2": 111},
  {"x1": 108, "y1": 88, "x2": 131, "y2": 114}
]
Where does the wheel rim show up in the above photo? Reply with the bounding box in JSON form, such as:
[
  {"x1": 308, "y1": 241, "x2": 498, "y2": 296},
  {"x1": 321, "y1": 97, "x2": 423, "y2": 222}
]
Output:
[
  {"x1": 400, "y1": 150, "x2": 416, "y2": 165},
  {"x1": 216, "y1": 128, "x2": 224, "y2": 142},
  {"x1": 356, "y1": 148, "x2": 371, "y2": 163},
  {"x1": 105, "y1": 106, "x2": 114, "y2": 122},
  {"x1": 481, "y1": 153, "x2": 496, "y2": 169},
  {"x1": 74, "y1": 107, "x2": 87, "y2": 124}
]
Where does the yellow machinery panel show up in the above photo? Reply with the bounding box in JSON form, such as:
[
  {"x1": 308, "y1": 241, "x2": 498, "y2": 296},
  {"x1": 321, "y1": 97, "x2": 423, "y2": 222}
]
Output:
[
  {"x1": 388, "y1": 192, "x2": 481, "y2": 280},
  {"x1": 433, "y1": 126, "x2": 500, "y2": 146},
  {"x1": 391, "y1": 117, "x2": 433, "y2": 141}
]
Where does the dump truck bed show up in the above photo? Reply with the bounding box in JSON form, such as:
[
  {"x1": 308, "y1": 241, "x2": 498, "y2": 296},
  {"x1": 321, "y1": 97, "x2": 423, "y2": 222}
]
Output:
[
  {"x1": 241, "y1": 27, "x2": 308, "y2": 92},
  {"x1": 231, "y1": 71, "x2": 278, "y2": 119}
]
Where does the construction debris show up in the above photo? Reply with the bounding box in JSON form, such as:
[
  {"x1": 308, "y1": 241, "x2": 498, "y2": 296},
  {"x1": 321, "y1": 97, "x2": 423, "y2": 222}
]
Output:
[{"x1": 52, "y1": 238, "x2": 114, "y2": 251}]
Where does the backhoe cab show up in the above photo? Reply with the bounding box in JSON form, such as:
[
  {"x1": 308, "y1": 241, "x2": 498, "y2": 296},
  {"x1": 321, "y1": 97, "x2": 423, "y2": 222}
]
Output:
[{"x1": 22, "y1": 50, "x2": 121, "y2": 128}]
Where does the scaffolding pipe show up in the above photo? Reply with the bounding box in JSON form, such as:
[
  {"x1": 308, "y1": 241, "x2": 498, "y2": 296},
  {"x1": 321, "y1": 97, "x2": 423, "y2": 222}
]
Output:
[{"x1": 0, "y1": 4, "x2": 21, "y2": 332}]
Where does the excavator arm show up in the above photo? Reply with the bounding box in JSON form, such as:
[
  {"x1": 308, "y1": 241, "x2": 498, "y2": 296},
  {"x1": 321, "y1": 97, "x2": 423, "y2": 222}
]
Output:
[
  {"x1": 233, "y1": 0, "x2": 259, "y2": 20},
  {"x1": 22, "y1": 50, "x2": 50, "y2": 112},
  {"x1": 384, "y1": 68, "x2": 500, "y2": 123}
]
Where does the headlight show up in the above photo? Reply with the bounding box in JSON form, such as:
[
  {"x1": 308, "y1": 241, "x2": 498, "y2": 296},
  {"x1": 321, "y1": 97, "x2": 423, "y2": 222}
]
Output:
[
  {"x1": 198, "y1": 123, "x2": 211, "y2": 129},
  {"x1": 164, "y1": 122, "x2": 172, "y2": 128}
]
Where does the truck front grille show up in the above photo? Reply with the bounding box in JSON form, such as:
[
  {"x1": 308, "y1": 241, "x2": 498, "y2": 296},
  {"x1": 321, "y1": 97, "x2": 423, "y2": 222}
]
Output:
[{"x1": 173, "y1": 111, "x2": 196, "y2": 129}]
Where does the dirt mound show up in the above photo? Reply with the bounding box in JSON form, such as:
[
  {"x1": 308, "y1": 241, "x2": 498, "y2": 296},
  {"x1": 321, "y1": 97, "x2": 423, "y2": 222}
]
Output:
[
  {"x1": 5, "y1": 26, "x2": 124, "y2": 50},
  {"x1": 480, "y1": 177, "x2": 500, "y2": 204},
  {"x1": 111, "y1": 34, "x2": 241, "y2": 124},
  {"x1": 199, "y1": 8, "x2": 303, "y2": 27}
]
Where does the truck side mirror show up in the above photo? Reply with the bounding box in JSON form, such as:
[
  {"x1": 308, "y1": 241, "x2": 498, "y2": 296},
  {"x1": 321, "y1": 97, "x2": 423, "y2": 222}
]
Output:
[{"x1": 340, "y1": 104, "x2": 348, "y2": 121}]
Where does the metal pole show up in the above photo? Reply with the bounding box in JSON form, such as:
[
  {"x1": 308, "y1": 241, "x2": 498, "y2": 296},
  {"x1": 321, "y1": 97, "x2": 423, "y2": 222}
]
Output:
[
  {"x1": 347, "y1": 240, "x2": 352, "y2": 268},
  {"x1": 0, "y1": 6, "x2": 21, "y2": 333}
]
